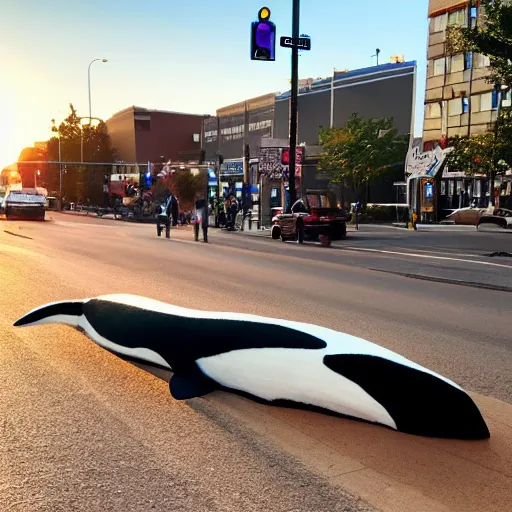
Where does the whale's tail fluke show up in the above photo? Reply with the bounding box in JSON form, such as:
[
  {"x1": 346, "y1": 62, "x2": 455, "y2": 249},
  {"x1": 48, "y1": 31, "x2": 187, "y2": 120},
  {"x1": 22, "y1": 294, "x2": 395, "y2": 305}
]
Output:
[{"x1": 14, "y1": 300, "x2": 84, "y2": 328}]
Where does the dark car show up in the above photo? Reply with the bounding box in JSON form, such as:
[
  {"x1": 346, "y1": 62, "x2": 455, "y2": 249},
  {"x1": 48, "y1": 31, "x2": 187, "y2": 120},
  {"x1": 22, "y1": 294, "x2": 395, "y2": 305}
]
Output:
[{"x1": 272, "y1": 190, "x2": 351, "y2": 245}]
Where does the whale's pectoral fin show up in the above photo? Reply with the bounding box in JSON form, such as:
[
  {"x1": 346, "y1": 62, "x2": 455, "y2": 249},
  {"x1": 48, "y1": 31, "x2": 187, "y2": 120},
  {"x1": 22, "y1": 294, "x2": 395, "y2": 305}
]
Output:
[{"x1": 169, "y1": 364, "x2": 218, "y2": 400}]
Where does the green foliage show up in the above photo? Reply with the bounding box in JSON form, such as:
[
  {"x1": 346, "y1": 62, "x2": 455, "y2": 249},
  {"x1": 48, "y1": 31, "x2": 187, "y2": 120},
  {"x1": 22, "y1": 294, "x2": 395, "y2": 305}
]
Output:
[
  {"x1": 45, "y1": 104, "x2": 118, "y2": 202},
  {"x1": 318, "y1": 114, "x2": 408, "y2": 202},
  {"x1": 358, "y1": 205, "x2": 409, "y2": 223},
  {"x1": 168, "y1": 170, "x2": 208, "y2": 211},
  {"x1": 445, "y1": 109, "x2": 512, "y2": 175},
  {"x1": 446, "y1": 0, "x2": 512, "y2": 87}
]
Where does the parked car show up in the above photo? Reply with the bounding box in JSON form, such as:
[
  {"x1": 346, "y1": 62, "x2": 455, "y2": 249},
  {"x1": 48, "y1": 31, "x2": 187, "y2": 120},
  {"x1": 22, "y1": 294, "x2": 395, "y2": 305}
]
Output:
[
  {"x1": 477, "y1": 208, "x2": 512, "y2": 229},
  {"x1": 272, "y1": 190, "x2": 351, "y2": 245},
  {"x1": 443, "y1": 207, "x2": 488, "y2": 225},
  {"x1": 4, "y1": 189, "x2": 46, "y2": 221}
]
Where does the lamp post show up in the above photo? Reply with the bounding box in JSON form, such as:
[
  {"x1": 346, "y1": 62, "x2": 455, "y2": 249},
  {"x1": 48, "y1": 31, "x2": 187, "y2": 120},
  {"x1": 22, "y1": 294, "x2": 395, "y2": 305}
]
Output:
[
  {"x1": 88, "y1": 58, "x2": 108, "y2": 120},
  {"x1": 372, "y1": 48, "x2": 381, "y2": 66}
]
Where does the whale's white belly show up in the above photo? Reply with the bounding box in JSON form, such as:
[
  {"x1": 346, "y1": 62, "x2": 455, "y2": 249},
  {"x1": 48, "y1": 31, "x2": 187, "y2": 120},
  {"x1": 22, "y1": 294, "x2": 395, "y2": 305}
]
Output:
[{"x1": 197, "y1": 348, "x2": 397, "y2": 429}]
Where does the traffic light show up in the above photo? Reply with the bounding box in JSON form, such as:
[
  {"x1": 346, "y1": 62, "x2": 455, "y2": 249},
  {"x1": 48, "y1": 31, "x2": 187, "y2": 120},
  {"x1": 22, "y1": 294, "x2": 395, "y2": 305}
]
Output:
[{"x1": 251, "y1": 7, "x2": 276, "y2": 61}]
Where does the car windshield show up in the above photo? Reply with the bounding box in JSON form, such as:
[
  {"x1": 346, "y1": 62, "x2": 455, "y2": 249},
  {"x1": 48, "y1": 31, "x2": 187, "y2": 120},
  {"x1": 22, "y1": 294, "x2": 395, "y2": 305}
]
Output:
[{"x1": 307, "y1": 192, "x2": 336, "y2": 208}]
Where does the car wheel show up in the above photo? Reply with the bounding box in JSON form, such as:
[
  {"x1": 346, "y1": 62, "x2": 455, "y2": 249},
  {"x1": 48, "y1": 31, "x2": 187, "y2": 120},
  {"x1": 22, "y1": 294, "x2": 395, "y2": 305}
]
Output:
[
  {"x1": 271, "y1": 225, "x2": 281, "y2": 240},
  {"x1": 296, "y1": 222, "x2": 305, "y2": 244}
]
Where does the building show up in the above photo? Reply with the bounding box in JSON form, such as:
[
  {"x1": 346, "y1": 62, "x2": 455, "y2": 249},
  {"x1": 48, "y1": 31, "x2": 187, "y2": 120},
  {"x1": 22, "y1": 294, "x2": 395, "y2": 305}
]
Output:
[
  {"x1": 422, "y1": 0, "x2": 500, "y2": 150},
  {"x1": 202, "y1": 93, "x2": 275, "y2": 163},
  {"x1": 202, "y1": 93, "x2": 275, "y2": 206},
  {"x1": 106, "y1": 106, "x2": 206, "y2": 165},
  {"x1": 411, "y1": 0, "x2": 512, "y2": 219},
  {"x1": 202, "y1": 62, "x2": 416, "y2": 224},
  {"x1": 273, "y1": 60, "x2": 416, "y2": 146}
]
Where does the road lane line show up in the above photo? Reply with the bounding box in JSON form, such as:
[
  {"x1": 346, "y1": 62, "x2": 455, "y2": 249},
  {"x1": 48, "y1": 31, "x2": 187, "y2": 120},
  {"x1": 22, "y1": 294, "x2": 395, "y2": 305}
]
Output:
[
  {"x1": 342, "y1": 246, "x2": 512, "y2": 269},
  {"x1": 52, "y1": 221, "x2": 118, "y2": 229},
  {"x1": 335, "y1": 244, "x2": 492, "y2": 259}
]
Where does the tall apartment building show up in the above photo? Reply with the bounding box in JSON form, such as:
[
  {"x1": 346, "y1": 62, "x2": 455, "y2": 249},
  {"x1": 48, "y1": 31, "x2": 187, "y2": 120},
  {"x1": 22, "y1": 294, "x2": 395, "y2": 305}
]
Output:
[{"x1": 423, "y1": 0, "x2": 510, "y2": 151}]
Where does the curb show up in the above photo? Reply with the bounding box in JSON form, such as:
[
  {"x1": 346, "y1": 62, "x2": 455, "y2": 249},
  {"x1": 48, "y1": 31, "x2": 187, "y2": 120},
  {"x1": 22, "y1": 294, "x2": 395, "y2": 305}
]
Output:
[
  {"x1": 416, "y1": 224, "x2": 477, "y2": 231},
  {"x1": 371, "y1": 268, "x2": 512, "y2": 293}
]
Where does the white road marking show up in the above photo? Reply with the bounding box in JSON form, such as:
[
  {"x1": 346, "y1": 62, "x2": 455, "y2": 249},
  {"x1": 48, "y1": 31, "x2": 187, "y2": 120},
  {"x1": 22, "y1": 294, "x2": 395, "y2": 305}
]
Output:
[
  {"x1": 52, "y1": 221, "x2": 118, "y2": 229},
  {"x1": 333, "y1": 243, "x2": 488, "y2": 259},
  {"x1": 342, "y1": 246, "x2": 512, "y2": 269}
]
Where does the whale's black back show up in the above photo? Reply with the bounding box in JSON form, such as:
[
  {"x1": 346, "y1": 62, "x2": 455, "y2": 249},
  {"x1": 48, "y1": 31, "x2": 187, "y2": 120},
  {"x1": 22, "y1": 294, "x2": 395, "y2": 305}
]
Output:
[
  {"x1": 323, "y1": 354, "x2": 490, "y2": 440},
  {"x1": 83, "y1": 300, "x2": 326, "y2": 372}
]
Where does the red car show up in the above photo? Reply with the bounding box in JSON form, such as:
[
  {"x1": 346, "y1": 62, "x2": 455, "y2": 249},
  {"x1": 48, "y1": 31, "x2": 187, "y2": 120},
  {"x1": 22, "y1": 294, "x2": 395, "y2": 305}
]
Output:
[{"x1": 271, "y1": 190, "x2": 351, "y2": 245}]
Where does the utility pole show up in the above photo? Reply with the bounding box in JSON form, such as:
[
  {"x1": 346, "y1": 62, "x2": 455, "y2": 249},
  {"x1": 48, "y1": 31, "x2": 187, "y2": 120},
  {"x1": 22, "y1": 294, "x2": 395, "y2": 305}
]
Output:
[
  {"x1": 58, "y1": 131, "x2": 63, "y2": 210},
  {"x1": 288, "y1": 0, "x2": 300, "y2": 208}
]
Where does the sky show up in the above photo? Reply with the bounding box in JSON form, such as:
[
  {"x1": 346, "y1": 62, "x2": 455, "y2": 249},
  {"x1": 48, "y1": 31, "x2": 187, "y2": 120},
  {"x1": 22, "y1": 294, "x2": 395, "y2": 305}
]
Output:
[{"x1": 0, "y1": 0, "x2": 429, "y2": 169}]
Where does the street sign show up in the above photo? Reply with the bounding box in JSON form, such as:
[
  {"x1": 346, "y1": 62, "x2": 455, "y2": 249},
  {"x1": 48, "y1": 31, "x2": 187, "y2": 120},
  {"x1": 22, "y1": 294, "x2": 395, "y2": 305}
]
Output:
[{"x1": 280, "y1": 36, "x2": 311, "y2": 50}]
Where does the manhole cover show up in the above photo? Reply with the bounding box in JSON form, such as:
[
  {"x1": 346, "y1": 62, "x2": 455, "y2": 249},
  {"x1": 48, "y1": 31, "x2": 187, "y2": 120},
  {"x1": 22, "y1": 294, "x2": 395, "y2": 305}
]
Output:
[{"x1": 485, "y1": 251, "x2": 512, "y2": 258}]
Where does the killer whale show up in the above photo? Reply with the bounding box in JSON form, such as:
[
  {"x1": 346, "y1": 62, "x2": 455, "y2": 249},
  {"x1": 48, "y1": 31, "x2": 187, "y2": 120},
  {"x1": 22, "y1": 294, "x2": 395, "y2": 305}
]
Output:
[{"x1": 14, "y1": 293, "x2": 490, "y2": 440}]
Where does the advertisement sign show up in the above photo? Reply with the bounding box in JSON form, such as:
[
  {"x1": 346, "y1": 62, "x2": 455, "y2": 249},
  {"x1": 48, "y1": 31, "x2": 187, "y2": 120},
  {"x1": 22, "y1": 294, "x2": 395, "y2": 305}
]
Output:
[
  {"x1": 221, "y1": 161, "x2": 244, "y2": 176},
  {"x1": 406, "y1": 145, "x2": 448, "y2": 177},
  {"x1": 420, "y1": 178, "x2": 435, "y2": 213},
  {"x1": 259, "y1": 146, "x2": 304, "y2": 180}
]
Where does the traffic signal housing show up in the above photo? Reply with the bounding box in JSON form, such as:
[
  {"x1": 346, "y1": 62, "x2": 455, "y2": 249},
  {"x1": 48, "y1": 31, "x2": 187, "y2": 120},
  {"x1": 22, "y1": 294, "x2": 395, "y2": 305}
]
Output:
[{"x1": 251, "y1": 7, "x2": 276, "y2": 61}]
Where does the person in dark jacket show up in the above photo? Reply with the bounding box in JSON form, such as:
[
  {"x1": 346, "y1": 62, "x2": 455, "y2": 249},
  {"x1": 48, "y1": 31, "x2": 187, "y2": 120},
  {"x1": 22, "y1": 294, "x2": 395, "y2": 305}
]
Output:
[
  {"x1": 194, "y1": 194, "x2": 208, "y2": 242},
  {"x1": 157, "y1": 192, "x2": 179, "y2": 239}
]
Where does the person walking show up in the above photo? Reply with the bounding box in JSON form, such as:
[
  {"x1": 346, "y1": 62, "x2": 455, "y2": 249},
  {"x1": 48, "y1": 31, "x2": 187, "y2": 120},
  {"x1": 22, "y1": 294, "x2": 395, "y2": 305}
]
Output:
[
  {"x1": 194, "y1": 193, "x2": 208, "y2": 242},
  {"x1": 156, "y1": 192, "x2": 178, "y2": 239}
]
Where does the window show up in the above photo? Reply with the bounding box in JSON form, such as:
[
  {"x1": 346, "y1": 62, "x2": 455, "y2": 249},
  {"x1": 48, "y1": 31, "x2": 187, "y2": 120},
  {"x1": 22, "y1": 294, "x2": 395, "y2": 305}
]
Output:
[
  {"x1": 465, "y1": 51, "x2": 473, "y2": 69},
  {"x1": 503, "y1": 90, "x2": 512, "y2": 108},
  {"x1": 135, "y1": 119, "x2": 151, "y2": 131},
  {"x1": 425, "y1": 103, "x2": 441, "y2": 119},
  {"x1": 462, "y1": 97, "x2": 470, "y2": 114},
  {"x1": 433, "y1": 57, "x2": 445, "y2": 76},
  {"x1": 448, "y1": 98, "x2": 463, "y2": 116},
  {"x1": 448, "y1": 9, "x2": 466, "y2": 27},
  {"x1": 475, "y1": 53, "x2": 491, "y2": 68},
  {"x1": 431, "y1": 13, "x2": 448, "y2": 33},
  {"x1": 447, "y1": 53, "x2": 464, "y2": 73},
  {"x1": 492, "y1": 90, "x2": 499, "y2": 109}
]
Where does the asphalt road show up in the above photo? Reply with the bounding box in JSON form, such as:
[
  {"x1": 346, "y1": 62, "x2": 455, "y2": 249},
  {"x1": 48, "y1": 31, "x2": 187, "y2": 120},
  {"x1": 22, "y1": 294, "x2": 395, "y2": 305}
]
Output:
[{"x1": 1, "y1": 213, "x2": 511, "y2": 512}]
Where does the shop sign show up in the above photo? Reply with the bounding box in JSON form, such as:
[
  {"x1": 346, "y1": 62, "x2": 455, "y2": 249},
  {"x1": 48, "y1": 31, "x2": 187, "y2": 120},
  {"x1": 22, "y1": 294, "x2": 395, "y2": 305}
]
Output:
[{"x1": 259, "y1": 146, "x2": 304, "y2": 180}]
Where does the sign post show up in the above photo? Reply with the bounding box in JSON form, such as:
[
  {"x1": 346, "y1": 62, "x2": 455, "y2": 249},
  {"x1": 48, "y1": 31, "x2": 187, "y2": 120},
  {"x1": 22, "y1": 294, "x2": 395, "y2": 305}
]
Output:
[{"x1": 278, "y1": 1, "x2": 311, "y2": 209}]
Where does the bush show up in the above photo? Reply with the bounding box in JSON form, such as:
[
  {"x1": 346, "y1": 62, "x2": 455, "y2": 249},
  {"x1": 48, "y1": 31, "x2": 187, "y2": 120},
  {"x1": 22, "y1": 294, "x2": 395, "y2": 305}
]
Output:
[{"x1": 358, "y1": 205, "x2": 408, "y2": 223}]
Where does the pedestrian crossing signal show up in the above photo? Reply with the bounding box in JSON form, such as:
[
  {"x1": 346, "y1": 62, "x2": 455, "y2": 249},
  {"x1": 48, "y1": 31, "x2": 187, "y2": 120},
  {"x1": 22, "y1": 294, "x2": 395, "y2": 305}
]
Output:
[{"x1": 251, "y1": 7, "x2": 276, "y2": 61}]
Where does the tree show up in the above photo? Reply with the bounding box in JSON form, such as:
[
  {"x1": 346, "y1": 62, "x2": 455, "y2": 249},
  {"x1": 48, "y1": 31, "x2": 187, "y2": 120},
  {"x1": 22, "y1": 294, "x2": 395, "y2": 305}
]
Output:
[
  {"x1": 318, "y1": 114, "x2": 408, "y2": 204},
  {"x1": 445, "y1": 109, "x2": 512, "y2": 178},
  {"x1": 46, "y1": 104, "x2": 118, "y2": 203},
  {"x1": 17, "y1": 145, "x2": 48, "y2": 188},
  {"x1": 168, "y1": 170, "x2": 208, "y2": 211},
  {"x1": 447, "y1": 1, "x2": 512, "y2": 87}
]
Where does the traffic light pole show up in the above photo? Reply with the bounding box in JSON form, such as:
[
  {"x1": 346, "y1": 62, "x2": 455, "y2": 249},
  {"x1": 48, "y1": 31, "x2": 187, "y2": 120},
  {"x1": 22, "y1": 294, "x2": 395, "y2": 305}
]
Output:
[{"x1": 288, "y1": 0, "x2": 300, "y2": 209}]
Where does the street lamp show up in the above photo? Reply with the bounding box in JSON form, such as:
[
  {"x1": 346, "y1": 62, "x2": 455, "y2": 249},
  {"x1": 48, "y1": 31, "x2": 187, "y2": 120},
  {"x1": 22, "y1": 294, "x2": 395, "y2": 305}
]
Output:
[
  {"x1": 372, "y1": 48, "x2": 381, "y2": 66},
  {"x1": 88, "y1": 58, "x2": 108, "y2": 120}
]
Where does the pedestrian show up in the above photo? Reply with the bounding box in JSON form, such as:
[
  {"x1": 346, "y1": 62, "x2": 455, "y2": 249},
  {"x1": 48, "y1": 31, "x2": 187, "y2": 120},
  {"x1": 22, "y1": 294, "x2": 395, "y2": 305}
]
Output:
[
  {"x1": 194, "y1": 193, "x2": 208, "y2": 242},
  {"x1": 156, "y1": 191, "x2": 178, "y2": 239}
]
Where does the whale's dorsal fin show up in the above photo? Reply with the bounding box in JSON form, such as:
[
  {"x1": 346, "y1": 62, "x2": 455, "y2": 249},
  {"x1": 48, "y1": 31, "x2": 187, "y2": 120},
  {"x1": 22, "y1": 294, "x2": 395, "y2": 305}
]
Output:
[{"x1": 169, "y1": 364, "x2": 218, "y2": 400}]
